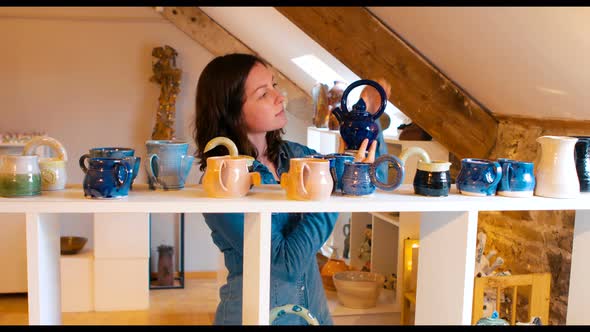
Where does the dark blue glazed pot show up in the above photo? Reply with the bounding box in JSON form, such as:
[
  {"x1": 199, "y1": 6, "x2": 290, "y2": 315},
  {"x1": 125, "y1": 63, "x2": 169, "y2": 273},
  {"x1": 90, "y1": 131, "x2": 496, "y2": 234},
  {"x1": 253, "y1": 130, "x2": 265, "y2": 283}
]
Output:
[
  {"x1": 326, "y1": 153, "x2": 355, "y2": 192},
  {"x1": 82, "y1": 157, "x2": 132, "y2": 199},
  {"x1": 574, "y1": 136, "x2": 590, "y2": 192},
  {"x1": 79, "y1": 148, "x2": 140, "y2": 189},
  {"x1": 341, "y1": 154, "x2": 404, "y2": 196},
  {"x1": 456, "y1": 158, "x2": 502, "y2": 196},
  {"x1": 496, "y1": 158, "x2": 535, "y2": 197},
  {"x1": 413, "y1": 169, "x2": 451, "y2": 197},
  {"x1": 331, "y1": 79, "x2": 388, "y2": 151}
]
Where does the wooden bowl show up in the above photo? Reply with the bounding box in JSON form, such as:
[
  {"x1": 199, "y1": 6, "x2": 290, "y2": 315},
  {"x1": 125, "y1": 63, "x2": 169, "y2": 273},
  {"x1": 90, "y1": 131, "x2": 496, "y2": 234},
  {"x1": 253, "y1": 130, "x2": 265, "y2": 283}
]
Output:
[{"x1": 60, "y1": 236, "x2": 88, "y2": 255}]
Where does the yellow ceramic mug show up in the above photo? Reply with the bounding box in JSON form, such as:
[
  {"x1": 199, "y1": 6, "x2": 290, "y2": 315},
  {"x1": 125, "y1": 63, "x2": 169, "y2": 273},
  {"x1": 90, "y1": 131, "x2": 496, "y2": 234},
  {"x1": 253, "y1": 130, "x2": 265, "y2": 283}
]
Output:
[
  {"x1": 22, "y1": 136, "x2": 68, "y2": 191},
  {"x1": 280, "y1": 158, "x2": 333, "y2": 201},
  {"x1": 203, "y1": 156, "x2": 261, "y2": 198}
]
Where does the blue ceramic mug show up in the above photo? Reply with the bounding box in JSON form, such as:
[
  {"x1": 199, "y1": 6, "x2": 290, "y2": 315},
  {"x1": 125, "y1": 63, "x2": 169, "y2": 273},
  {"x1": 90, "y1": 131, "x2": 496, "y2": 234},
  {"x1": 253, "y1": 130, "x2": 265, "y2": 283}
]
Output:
[
  {"x1": 456, "y1": 158, "x2": 502, "y2": 196},
  {"x1": 326, "y1": 153, "x2": 355, "y2": 192},
  {"x1": 79, "y1": 147, "x2": 140, "y2": 189},
  {"x1": 82, "y1": 157, "x2": 132, "y2": 199},
  {"x1": 146, "y1": 140, "x2": 194, "y2": 190},
  {"x1": 341, "y1": 154, "x2": 404, "y2": 196},
  {"x1": 496, "y1": 158, "x2": 535, "y2": 197}
]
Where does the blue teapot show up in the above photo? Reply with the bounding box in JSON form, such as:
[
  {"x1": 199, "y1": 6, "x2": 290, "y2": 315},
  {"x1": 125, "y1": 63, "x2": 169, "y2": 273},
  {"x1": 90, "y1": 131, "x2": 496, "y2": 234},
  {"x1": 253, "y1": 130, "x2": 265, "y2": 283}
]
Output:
[{"x1": 331, "y1": 79, "x2": 388, "y2": 151}]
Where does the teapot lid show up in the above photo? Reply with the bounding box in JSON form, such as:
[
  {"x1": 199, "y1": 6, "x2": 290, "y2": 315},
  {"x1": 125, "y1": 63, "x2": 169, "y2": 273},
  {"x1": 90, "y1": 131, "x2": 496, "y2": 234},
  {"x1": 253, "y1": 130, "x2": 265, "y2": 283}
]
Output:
[{"x1": 351, "y1": 98, "x2": 368, "y2": 114}]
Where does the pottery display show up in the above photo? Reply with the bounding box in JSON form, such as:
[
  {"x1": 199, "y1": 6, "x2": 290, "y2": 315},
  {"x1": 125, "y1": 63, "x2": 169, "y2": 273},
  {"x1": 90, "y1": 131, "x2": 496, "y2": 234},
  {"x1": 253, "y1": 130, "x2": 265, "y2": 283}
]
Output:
[
  {"x1": 0, "y1": 155, "x2": 41, "y2": 197},
  {"x1": 399, "y1": 146, "x2": 452, "y2": 197},
  {"x1": 456, "y1": 158, "x2": 502, "y2": 196},
  {"x1": 81, "y1": 157, "x2": 133, "y2": 199},
  {"x1": 534, "y1": 136, "x2": 579, "y2": 198},
  {"x1": 341, "y1": 154, "x2": 404, "y2": 196},
  {"x1": 202, "y1": 155, "x2": 261, "y2": 198},
  {"x1": 331, "y1": 79, "x2": 387, "y2": 151},
  {"x1": 146, "y1": 140, "x2": 194, "y2": 190},
  {"x1": 496, "y1": 158, "x2": 535, "y2": 197},
  {"x1": 280, "y1": 158, "x2": 333, "y2": 201},
  {"x1": 22, "y1": 136, "x2": 68, "y2": 191},
  {"x1": 573, "y1": 136, "x2": 590, "y2": 192}
]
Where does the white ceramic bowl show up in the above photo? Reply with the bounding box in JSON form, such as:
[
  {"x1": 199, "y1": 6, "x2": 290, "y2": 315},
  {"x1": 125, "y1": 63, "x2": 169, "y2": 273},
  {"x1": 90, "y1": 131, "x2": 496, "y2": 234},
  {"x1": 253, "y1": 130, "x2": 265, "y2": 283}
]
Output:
[{"x1": 333, "y1": 271, "x2": 385, "y2": 309}]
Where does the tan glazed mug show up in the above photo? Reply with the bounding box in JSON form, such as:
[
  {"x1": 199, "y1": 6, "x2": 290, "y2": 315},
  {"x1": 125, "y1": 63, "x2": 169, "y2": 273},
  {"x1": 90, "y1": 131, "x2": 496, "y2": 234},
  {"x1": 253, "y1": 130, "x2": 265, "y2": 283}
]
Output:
[
  {"x1": 280, "y1": 158, "x2": 333, "y2": 201},
  {"x1": 202, "y1": 156, "x2": 261, "y2": 198}
]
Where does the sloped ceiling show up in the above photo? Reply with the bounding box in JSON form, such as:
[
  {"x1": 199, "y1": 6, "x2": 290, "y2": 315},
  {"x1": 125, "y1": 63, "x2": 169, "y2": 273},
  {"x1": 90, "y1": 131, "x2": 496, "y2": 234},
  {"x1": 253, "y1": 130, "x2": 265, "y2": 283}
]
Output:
[
  {"x1": 367, "y1": 7, "x2": 590, "y2": 122},
  {"x1": 203, "y1": 7, "x2": 589, "y2": 122}
]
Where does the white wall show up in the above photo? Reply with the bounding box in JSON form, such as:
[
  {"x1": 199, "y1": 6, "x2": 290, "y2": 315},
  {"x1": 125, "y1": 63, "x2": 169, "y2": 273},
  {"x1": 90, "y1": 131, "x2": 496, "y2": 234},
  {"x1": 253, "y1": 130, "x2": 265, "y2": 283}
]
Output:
[{"x1": 0, "y1": 7, "x2": 309, "y2": 273}]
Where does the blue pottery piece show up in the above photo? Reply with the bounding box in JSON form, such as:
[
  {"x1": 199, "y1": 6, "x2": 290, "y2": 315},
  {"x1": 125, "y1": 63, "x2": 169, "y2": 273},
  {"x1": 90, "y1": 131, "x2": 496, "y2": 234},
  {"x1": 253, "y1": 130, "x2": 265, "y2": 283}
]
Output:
[
  {"x1": 307, "y1": 154, "x2": 337, "y2": 193},
  {"x1": 341, "y1": 154, "x2": 404, "y2": 196},
  {"x1": 456, "y1": 158, "x2": 502, "y2": 196},
  {"x1": 79, "y1": 147, "x2": 140, "y2": 189},
  {"x1": 413, "y1": 169, "x2": 451, "y2": 197},
  {"x1": 326, "y1": 153, "x2": 355, "y2": 192},
  {"x1": 574, "y1": 136, "x2": 590, "y2": 192},
  {"x1": 331, "y1": 79, "x2": 388, "y2": 151},
  {"x1": 496, "y1": 158, "x2": 535, "y2": 197},
  {"x1": 146, "y1": 140, "x2": 194, "y2": 190},
  {"x1": 476, "y1": 311, "x2": 509, "y2": 326},
  {"x1": 82, "y1": 157, "x2": 132, "y2": 199}
]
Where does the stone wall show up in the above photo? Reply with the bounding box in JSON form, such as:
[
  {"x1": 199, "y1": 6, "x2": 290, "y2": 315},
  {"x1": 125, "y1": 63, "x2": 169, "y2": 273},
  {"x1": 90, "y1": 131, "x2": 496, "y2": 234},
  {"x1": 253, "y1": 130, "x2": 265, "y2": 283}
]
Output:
[{"x1": 471, "y1": 119, "x2": 589, "y2": 325}]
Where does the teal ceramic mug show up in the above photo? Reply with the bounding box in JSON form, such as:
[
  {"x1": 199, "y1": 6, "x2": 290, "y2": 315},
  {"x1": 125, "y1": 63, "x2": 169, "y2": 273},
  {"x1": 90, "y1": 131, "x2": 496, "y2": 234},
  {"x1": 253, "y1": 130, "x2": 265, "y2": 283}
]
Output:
[{"x1": 145, "y1": 140, "x2": 194, "y2": 190}]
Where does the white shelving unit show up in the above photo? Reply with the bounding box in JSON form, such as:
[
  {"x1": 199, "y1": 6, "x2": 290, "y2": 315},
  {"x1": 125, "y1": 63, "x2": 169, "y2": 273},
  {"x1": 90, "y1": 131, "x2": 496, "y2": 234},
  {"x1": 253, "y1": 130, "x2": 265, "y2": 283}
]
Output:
[
  {"x1": 3, "y1": 184, "x2": 590, "y2": 326},
  {"x1": 306, "y1": 126, "x2": 450, "y2": 322}
]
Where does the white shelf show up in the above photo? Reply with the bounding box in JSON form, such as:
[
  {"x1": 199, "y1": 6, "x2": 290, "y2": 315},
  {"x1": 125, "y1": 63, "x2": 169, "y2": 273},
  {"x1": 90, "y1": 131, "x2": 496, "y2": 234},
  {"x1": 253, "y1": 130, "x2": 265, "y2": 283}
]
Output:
[{"x1": 326, "y1": 288, "x2": 398, "y2": 316}]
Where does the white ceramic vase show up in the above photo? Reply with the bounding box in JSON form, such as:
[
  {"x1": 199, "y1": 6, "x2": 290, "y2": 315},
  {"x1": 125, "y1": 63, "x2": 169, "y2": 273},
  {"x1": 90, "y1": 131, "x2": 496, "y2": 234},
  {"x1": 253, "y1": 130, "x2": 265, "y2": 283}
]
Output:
[{"x1": 534, "y1": 135, "x2": 579, "y2": 198}]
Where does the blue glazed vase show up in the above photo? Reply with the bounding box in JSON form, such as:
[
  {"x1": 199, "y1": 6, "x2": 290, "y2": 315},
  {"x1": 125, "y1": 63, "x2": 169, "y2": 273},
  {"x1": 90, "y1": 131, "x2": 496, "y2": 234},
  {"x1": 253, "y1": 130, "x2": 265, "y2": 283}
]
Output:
[
  {"x1": 574, "y1": 136, "x2": 590, "y2": 192},
  {"x1": 331, "y1": 79, "x2": 388, "y2": 151},
  {"x1": 456, "y1": 158, "x2": 502, "y2": 196}
]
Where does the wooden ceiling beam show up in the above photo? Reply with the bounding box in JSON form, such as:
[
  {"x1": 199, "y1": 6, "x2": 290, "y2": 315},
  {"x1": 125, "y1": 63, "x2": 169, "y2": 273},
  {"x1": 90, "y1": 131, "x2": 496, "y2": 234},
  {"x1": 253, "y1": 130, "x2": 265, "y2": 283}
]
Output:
[
  {"x1": 157, "y1": 7, "x2": 312, "y2": 121},
  {"x1": 276, "y1": 6, "x2": 498, "y2": 159}
]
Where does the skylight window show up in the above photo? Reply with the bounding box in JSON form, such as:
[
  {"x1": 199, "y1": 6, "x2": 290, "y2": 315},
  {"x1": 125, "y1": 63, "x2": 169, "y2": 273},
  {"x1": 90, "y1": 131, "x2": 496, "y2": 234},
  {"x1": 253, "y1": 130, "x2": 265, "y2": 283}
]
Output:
[{"x1": 291, "y1": 54, "x2": 346, "y2": 84}]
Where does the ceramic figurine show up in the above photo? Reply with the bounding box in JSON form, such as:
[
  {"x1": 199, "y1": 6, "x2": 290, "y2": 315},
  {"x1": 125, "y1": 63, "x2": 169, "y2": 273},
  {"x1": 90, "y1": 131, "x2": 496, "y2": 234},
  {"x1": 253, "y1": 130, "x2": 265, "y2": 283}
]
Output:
[
  {"x1": 358, "y1": 224, "x2": 372, "y2": 272},
  {"x1": 331, "y1": 79, "x2": 387, "y2": 151}
]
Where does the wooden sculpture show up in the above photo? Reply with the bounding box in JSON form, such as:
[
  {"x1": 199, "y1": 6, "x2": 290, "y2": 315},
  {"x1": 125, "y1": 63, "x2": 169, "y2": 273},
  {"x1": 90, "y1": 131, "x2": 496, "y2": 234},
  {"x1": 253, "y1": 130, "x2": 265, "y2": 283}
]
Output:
[{"x1": 150, "y1": 45, "x2": 182, "y2": 140}]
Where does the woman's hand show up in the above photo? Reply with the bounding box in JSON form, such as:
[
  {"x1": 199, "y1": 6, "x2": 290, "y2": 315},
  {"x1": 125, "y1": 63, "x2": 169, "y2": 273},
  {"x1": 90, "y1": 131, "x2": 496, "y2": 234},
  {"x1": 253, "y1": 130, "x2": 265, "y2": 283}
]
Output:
[
  {"x1": 360, "y1": 78, "x2": 391, "y2": 115},
  {"x1": 338, "y1": 138, "x2": 377, "y2": 163}
]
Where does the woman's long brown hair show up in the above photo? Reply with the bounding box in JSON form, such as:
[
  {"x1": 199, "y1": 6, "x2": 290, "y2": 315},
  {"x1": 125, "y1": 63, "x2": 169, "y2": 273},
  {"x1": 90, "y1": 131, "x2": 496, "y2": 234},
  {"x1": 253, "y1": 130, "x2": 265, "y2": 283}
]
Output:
[{"x1": 193, "y1": 53, "x2": 284, "y2": 172}]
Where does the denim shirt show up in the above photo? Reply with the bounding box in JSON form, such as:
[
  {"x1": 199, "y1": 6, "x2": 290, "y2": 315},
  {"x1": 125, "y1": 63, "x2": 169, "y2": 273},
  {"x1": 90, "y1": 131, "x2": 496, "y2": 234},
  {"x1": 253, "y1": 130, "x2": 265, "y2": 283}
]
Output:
[{"x1": 202, "y1": 140, "x2": 339, "y2": 325}]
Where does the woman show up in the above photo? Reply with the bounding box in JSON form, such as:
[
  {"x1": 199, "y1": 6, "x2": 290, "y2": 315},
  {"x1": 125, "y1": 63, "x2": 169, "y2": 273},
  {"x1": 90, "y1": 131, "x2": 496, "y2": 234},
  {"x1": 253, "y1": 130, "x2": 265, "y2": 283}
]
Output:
[{"x1": 193, "y1": 53, "x2": 382, "y2": 325}]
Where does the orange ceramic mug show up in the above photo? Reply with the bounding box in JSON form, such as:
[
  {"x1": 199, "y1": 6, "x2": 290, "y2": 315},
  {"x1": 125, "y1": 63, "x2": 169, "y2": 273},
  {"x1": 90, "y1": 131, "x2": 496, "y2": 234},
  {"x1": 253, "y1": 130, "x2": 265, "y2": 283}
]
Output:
[{"x1": 202, "y1": 156, "x2": 261, "y2": 198}]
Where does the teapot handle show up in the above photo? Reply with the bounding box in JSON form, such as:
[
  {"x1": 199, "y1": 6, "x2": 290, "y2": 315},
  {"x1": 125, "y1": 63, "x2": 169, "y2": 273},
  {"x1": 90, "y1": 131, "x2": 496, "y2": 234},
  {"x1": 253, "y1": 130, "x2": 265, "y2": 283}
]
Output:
[
  {"x1": 340, "y1": 79, "x2": 388, "y2": 121},
  {"x1": 23, "y1": 136, "x2": 68, "y2": 161}
]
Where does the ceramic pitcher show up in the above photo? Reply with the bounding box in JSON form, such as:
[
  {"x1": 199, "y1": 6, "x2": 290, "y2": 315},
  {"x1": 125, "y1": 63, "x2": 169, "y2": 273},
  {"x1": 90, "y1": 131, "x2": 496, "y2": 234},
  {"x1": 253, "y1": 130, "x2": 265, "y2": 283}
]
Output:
[
  {"x1": 399, "y1": 146, "x2": 452, "y2": 197},
  {"x1": 202, "y1": 156, "x2": 261, "y2": 198},
  {"x1": 280, "y1": 158, "x2": 333, "y2": 201},
  {"x1": 22, "y1": 136, "x2": 68, "y2": 191},
  {"x1": 535, "y1": 136, "x2": 579, "y2": 198},
  {"x1": 0, "y1": 155, "x2": 41, "y2": 197}
]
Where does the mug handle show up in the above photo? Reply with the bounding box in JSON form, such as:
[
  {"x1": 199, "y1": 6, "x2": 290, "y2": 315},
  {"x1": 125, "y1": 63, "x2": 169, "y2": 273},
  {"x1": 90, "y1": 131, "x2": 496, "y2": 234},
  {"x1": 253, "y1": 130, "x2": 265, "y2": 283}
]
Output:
[
  {"x1": 79, "y1": 154, "x2": 90, "y2": 174},
  {"x1": 500, "y1": 162, "x2": 512, "y2": 191},
  {"x1": 218, "y1": 159, "x2": 229, "y2": 193},
  {"x1": 250, "y1": 172, "x2": 262, "y2": 186},
  {"x1": 370, "y1": 154, "x2": 405, "y2": 191},
  {"x1": 298, "y1": 162, "x2": 310, "y2": 199},
  {"x1": 146, "y1": 153, "x2": 159, "y2": 183},
  {"x1": 113, "y1": 160, "x2": 130, "y2": 188},
  {"x1": 487, "y1": 161, "x2": 503, "y2": 190}
]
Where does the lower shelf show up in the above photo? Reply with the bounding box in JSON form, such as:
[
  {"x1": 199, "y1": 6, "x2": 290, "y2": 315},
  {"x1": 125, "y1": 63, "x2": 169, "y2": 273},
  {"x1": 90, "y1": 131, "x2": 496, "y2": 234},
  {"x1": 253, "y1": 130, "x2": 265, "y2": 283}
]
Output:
[{"x1": 325, "y1": 288, "x2": 399, "y2": 317}]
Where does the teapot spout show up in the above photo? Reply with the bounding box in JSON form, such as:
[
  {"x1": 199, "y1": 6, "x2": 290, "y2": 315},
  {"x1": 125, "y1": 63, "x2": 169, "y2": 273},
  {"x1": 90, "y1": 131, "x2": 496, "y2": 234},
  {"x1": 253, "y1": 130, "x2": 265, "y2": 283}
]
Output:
[{"x1": 331, "y1": 106, "x2": 344, "y2": 123}]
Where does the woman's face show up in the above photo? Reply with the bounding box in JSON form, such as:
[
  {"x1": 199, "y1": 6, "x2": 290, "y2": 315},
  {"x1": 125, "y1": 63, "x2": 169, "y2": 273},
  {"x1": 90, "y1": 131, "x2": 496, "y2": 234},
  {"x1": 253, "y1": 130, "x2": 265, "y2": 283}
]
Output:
[{"x1": 242, "y1": 62, "x2": 287, "y2": 134}]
